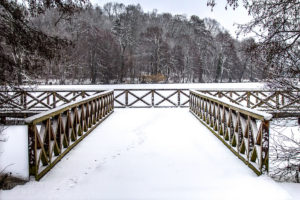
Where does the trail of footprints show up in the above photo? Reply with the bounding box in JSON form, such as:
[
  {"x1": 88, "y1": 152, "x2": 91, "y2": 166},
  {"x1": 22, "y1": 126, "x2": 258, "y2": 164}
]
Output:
[
  {"x1": 62, "y1": 131, "x2": 147, "y2": 189},
  {"x1": 98, "y1": 130, "x2": 146, "y2": 166}
]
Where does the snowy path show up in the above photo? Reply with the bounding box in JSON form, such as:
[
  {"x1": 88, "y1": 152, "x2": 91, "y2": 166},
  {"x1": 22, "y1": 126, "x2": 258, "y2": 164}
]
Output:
[{"x1": 1, "y1": 108, "x2": 300, "y2": 200}]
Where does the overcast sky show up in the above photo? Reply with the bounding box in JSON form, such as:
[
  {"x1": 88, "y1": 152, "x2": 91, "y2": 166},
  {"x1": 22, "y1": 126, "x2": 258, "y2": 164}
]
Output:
[{"x1": 90, "y1": 0, "x2": 252, "y2": 38}]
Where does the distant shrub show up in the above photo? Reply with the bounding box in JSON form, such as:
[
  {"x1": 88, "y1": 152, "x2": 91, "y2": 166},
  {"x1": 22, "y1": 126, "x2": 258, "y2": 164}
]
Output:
[
  {"x1": 141, "y1": 73, "x2": 166, "y2": 83},
  {"x1": 0, "y1": 173, "x2": 27, "y2": 190}
]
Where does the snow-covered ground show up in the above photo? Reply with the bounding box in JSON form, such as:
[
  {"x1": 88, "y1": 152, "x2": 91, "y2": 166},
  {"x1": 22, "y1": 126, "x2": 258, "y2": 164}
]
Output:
[
  {"x1": 0, "y1": 126, "x2": 28, "y2": 179},
  {"x1": 1, "y1": 108, "x2": 299, "y2": 200},
  {"x1": 23, "y1": 82, "x2": 266, "y2": 91}
]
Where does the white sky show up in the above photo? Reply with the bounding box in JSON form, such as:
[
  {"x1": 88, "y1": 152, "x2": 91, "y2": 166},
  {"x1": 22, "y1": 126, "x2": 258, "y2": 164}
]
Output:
[{"x1": 90, "y1": 0, "x2": 252, "y2": 38}]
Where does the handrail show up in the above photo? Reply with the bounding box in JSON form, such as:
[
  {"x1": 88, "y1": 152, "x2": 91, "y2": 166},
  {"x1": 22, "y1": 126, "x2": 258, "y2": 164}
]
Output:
[
  {"x1": 114, "y1": 89, "x2": 189, "y2": 108},
  {"x1": 0, "y1": 88, "x2": 298, "y2": 118},
  {"x1": 25, "y1": 90, "x2": 113, "y2": 124},
  {"x1": 190, "y1": 90, "x2": 272, "y2": 120},
  {"x1": 190, "y1": 90, "x2": 272, "y2": 175},
  {"x1": 26, "y1": 90, "x2": 114, "y2": 180}
]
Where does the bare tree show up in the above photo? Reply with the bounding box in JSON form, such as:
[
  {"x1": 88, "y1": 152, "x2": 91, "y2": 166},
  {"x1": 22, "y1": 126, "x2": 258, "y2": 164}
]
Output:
[
  {"x1": 207, "y1": 0, "x2": 300, "y2": 91},
  {"x1": 270, "y1": 120, "x2": 300, "y2": 183}
]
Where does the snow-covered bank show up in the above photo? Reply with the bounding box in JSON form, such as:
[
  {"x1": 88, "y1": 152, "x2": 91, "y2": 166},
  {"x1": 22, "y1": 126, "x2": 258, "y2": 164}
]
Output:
[
  {"x1": 269, "y1": 118, "x2": 300, "y2": 183},
  {"x1": 20, "y1": 82, "x2": 266, "y2": 91},
  {"x1": 0, "y1": 126, "x2": 28, "y2": 180},
  {"x1": 1, "y1": 109, "x2": 299, "y2": 199}
]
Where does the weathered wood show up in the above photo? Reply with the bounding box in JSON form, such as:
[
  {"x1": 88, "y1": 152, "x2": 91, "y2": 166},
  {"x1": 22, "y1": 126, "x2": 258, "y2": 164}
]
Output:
[
  {"x1": 0, "y1": 88, "x2": 299, "y2": 117},
  {"x1": 25, "y1": 90, "x2": 114, "y2": 180},
  {"x1": 190, "y1": 90, "x2": 271, "y2": 175},
  {"x1": 154, "y1": 90, "x2": 178, "y2": 106},
  {"x1": 114, "y1": 89, "x2": 190, "y2": 108},
  {"x1": 127, "y1": 90, "x2": 151, "y2": 106}
]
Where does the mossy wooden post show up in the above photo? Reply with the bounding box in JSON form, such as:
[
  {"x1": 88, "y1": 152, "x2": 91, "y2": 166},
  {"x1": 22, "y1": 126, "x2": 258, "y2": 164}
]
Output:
[{"x1": 28, "y1": 124, "x2": 37, "y2": 176}]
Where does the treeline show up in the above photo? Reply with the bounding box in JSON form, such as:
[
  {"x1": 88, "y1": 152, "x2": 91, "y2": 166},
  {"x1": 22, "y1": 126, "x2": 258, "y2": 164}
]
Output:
[{"x1": 31, "y1": 3, "x2": 267, "y2": 84}]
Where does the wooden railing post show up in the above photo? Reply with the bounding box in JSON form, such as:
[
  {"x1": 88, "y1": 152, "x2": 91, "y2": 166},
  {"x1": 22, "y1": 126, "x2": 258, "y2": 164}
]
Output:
[
  {"x1": 28, "y1": 124, "x2": 37, "y2": 176},
  {"x1": 281, "y1": 92, "x2": 285, "y2": 105},
  {"x1": 53, "y1": 92, "x2": 56, "y2": 108},
  {"x1": 151, "y1": 90, "x2": 154, "y2": 107},
  {"x1": 125, "y1": 90, "x2": 128, "y2": 107},
  {"x1": 247, "y1": 92, "x2": 250, "y2": 108},
  {"x1": 276, "y1": 91, "x2": 279, "y2": 109},
  {"x1": 262, "y1": 120, "x2": 270, "y2": 172},
  {"x1": 21, "y1": 91, "x2": 26, "y2": 110},
  {"x1": 178, "y1": 90, "x2": 180, "y2": 106},
  {"x1": 47, "y1": 92, "x2": 50, "y2": 106}
]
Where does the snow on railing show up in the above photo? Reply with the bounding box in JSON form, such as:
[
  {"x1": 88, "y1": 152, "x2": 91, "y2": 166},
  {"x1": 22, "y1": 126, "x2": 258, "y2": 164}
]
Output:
[
  {"x1": 114, "y1": 89, "x2": 189, "y2": 108},
  {"x1": 199, "y1": 90, "x2": 300, "y2": 116},
  {"x1": 25, "y1": 90, "x2": 114, "y2": 180},
  {"x1": 1, "y1": 87, "x2": 299, "y2": 116},
  {"x1": 189, "y1": 90, "x2": 272, "y2": 175}
]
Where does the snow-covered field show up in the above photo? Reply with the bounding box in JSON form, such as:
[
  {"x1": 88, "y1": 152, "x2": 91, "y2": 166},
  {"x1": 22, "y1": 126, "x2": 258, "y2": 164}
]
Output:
[
  {"x1": 1, "y1": 108, "x2": 299, "y2": 200},
  {"x1": 23, "y1": 82, "x2": 266, "y2": 91},
  {"x1": 0, "y1": 126, "x2": 28, "y2": 179}
]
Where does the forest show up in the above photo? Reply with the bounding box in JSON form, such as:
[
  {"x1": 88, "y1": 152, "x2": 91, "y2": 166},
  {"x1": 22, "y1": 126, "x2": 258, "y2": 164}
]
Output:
[{"x1": 3, "y1": 2, "x2": 268, "y2": 85}]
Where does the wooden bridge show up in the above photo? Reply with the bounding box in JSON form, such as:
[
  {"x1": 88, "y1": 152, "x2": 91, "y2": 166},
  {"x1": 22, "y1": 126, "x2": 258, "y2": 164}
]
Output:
[{"x1": 0, "y1": 86, "x2": 299, "y2": 180}]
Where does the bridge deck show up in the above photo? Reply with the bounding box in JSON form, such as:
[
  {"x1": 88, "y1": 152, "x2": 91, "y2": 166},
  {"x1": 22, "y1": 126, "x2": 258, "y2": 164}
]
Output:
[{"x1": 1, "y1": 109, "x2": 298, "y2": 200}]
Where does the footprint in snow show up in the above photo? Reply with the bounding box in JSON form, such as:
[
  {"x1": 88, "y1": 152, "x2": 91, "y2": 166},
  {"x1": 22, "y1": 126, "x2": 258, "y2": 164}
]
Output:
[
  {"x1": 138, "y1": 138, "x2": 145, "y2": 145},
  {"x1": 68, "y1": 178, "x2": 78, "y2": 188}
]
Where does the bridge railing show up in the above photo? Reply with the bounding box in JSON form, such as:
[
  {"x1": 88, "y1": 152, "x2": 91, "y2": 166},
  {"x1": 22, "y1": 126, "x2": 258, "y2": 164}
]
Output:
[
  {"x1": 190, "y1": 90, "x2": 272, "y2": 175},
  {"x1": 25, "y1": 90, "x2": 114, "y2": 180},
  {"x1": 0, "y1": 89, "x2": 105, "y2": 111},
  {"x1": 1, "y1": 88, "x2": 298, "y2": 115},
  {"x1": 114, "y1": 89, "x2": 189, "y2": 108},
  {"x1": 199, "y1": 89, "x2": 300, "y2": 117}
]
